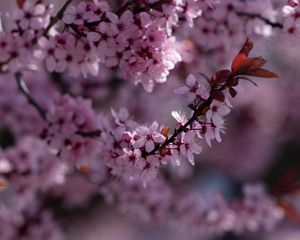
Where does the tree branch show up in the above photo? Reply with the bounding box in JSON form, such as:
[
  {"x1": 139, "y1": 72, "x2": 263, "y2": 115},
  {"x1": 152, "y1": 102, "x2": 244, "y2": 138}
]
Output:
[
  {"x1": 236, "y1": 11, "x2": 283, "y2": 29},
  {"x1": 143, "y1": 98, "x2": 212, "y2": 158},
  {"x1": 76, "y1": 130, "x2": 102, "y2": 138},
  {"x1": 15, "y1": 72, "x2": 47, "y2": 121},
  {"x1": 43, "y1": 0, "x2": 74, "y2": 36}
]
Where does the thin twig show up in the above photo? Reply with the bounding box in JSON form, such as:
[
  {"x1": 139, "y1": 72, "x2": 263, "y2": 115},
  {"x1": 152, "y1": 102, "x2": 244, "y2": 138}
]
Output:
[
  {"x1": 15, "y1": 72, "x2": 47, "y2": 121},
  {"x1": 117, "y1": 0, "x2": 171, "y2": 15},
  {"x1": 16, "y1": 72, "x2": 102, "y2": 138},
  {"x1": 236, "y1": 11, "x2": 283, "y2": 29},
  {"x1": 143, "y1": 98, "x2": 212, "y2": 158},
  {"x1": 76, "y1": 130, "x2": 102, "y2": 138},
  {"x1": 43, "y1": 0, "x2": 74, "y2": 36}
]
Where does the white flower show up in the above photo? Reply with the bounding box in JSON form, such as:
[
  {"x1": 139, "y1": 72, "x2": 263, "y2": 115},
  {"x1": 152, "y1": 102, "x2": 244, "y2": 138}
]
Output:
[{"x1": 172, "y1": 110, "x2": 188, "y2": 126}]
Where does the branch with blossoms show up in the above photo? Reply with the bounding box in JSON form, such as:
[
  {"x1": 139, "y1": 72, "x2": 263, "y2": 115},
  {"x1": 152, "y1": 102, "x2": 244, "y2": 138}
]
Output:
[
  {"x1": 12, "y1": 38, "x2": 278, "y2": 184},
  {"x1": 108, "y1": 39, "x2": 278, "y2": 184}
]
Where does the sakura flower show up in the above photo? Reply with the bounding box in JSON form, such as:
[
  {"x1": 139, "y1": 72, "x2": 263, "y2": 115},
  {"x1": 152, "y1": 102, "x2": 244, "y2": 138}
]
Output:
[
  {"x1": 235, "y1": 183, "x2": 285, "y2": 233},
  {"x1": 140, "y1": 155, "x2": 161, "y2": 185},
  {"x1": 62, "y1": 5, "x2": 80, "y2": 25},
  {"x1": 11, "y1": 0, "x2": 50, "y2": 31},
  {"x1": 111, "y1": 107, "x2": 136, "y2": 129},
  {"x1": 111, "y1": 148, "x2": 146, "y2": 181},
  {"x1": 64, "y1": 2, "x2": 90, "y2": 26},
  {"x1": 36, "y1": 36, "x2": 57, "y2": 72},
  {"x1": 199, "y1": 122, "x2": 224, "y2": 147},
  {"x1": 133, "y1": 122, "x2": 166, "y2": 153},
  {"x1": 206, "y1": 100, "x2": 231, "y2": 127},
  {"x1": 144, "y1": 25, "x2": 167, "y2": 48},
  {"x1": 175, "y1": 74, "x2": 211, "y2": 102},
  {"x1": 172, "y1": 110, "x2": 188, "y2": 126},
  {"x1": 184, "y1": 0, "x2": 203, "y2": 27},
  {"x1": 116, "y1": 10, "x2": 139, "y2": 44},
  {"x1": 180, "y1": 132, "x2": 202, "y2": 166}
]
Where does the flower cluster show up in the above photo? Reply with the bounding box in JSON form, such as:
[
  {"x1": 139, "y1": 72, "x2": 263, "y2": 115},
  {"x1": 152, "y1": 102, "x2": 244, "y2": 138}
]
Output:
[
  {"x1": 0, "y1": 137, "x2": 65, "y2": 240},
  {"x1": 171, "y1": 183, "x2": 284, "y2": 238},
  {"x1": 0, "y1": 0, "x2": 52, "y2": 73},
  {"x1": 41, "y1": 95, "x2": 101, "y2": 164}
]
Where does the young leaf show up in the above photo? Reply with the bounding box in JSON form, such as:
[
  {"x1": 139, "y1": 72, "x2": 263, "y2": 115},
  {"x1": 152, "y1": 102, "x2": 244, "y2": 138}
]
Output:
[
  {"x1": 246, "y1": 69, "x2": 279, "y2": 78},
  {"x1": 231, "y1": 39, "x2": 279, "y2": 78},
  {"x1": 249, "y1": 57, "x2": 267, "y2": 69},
  {"x1": 238, "y1": 38, "x2": 254, "y2": 56},
  {"x1": 16, "y1": 0, "x2": 43, "y2": 8},
  {"x1": 16, "y1": 0, "x2": 25, "y2": 8},
  {"x1": 231, "y1": 53, "x2": 252, "y2": 74}
]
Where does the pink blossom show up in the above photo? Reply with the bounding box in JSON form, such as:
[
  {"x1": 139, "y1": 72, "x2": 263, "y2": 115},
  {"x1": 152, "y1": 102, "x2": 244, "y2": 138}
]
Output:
[
  {"x1": 206, "y1": 100, "x2": 231, "y2": 127},
  {"x1": 175, "y1": 74, "x2": 211, "y2": 102},
  {"x1": 11, "y1": 0, "x2": 51, "y2": 31},
  {"x1": 133, "y1": 121, "x2": 166, "y2": 153},
  {"x1": 179, "y1": 132, "x2": 202, "y2": 165}
]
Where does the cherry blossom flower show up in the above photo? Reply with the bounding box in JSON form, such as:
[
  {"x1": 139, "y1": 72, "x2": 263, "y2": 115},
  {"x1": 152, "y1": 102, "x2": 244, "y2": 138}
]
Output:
[
  {"x1": 175, "y1": 74, "x2": 211, "y2": 102},
  {"x1": 179, "y1": 132, "x2": 202, "y2": 166},
  {"x1": 111, "y1": 108, "x2": 136, "y2": 129},
  {"x1": 133, "y1": 122, "x2": 166, "y2": 153},
  {"x1": 172, "y1": 110, "x2": 188, "y2": 126},
  {"x1": 11, "y1": 0, "x2": 51, "y2": 31},
  {"x1": 206, "y1": 100, "x2": 231, "y2": 127},
  {"x1": 43, "y1": 95, "x2": 100, "y2": 163}
]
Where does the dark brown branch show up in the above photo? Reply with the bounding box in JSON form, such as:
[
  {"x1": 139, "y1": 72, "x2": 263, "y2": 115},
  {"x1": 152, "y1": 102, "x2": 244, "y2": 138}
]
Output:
[
  {"x1": 117, "y1": 0, "x2": 172, "y2": 15},
  {"x1": 236, "y1": 11, "x2": 283, "y2": 29},
  {"x1": 43, "y1": 0, "x2": 74, "y2": 36},
  {"x1": 143, "y1": 98, "x2": 212, "y2": 158},
  {"x1": 76, "y1": 130, "x2": 102, "y2": 138},
  {"x1": 15, "y1": 72, "x2": 47, "y2": 121}
]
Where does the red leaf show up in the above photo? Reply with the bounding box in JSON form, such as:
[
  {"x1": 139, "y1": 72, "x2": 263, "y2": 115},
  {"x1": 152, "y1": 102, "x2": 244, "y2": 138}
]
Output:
[
  {"x1": 231, "y1": 53, "x2": 252, "y2": 75},
  {"x1": 249, "y1": 57, "x2": 267, "y2": 69},
  {"x1": 16, "y1": 0, "x2": 25, "y2": 8},
  {"x1": 278, "y1": 201, "x2": 300, "y2": 223},
  {"x1": 16, "y1": 0, "x2": 43, "y2": 8},
  {"x1": 238, "y1": 38, "x2": 254, "y2": 56},
  {"x1": 246, "y1": 68, "x2": 279, "y2": 78},
  {"x1": 231, "y1": 39, "x2": 279, "y2": 78}
]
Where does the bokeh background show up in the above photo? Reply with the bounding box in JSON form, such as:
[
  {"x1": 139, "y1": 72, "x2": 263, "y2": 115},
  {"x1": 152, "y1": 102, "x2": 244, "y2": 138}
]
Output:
[{"x1": 1, "y1": 1, "x2": 300, "y2": 239}]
